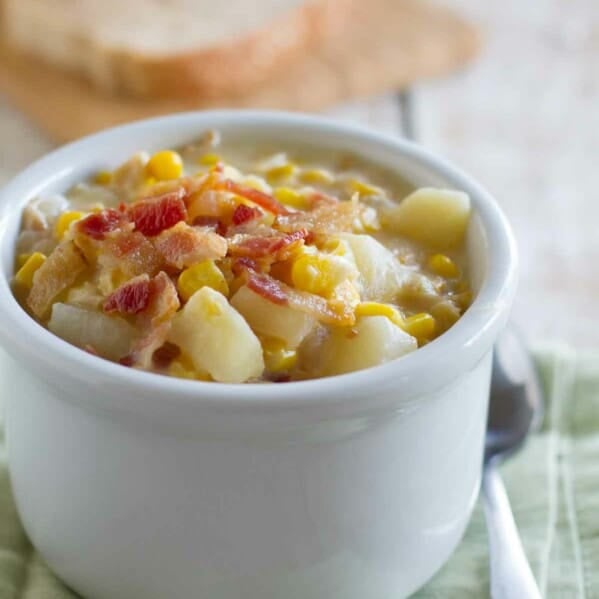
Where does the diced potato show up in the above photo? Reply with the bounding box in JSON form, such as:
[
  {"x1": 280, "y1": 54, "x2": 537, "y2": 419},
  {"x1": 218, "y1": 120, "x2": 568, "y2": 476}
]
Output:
[
  {"x1": 431, "y1": 299, "x2": 461, "y2": 333},
  {"x1": 315, "y1": 316, "x2": 417, "y2": 377},
  {"x1": 48, "y1": 303, "x2": 136, "y2": 360},
  {"x1": 338, "y1": 233, "x2": 411, "y2": 302},
  {"x1": 15, "y1": 230, "x2": 54, "y2": 258},
  {"x1": 112, "y1": 151, "x2": 149, "y2": 197},
  {"x1": 22, "y1": 194, "x2": 69, "y2": 231},
  {"x1": 222, "y1": 164, "x2": 244, "y2": 182},
  {"x1": 67, "y1": 183, "x2": 118, "y2": 211},
  {"x1": 396, "y1": 272, "x2": 440, "y2": 310},
  {"x1": 230, "y1": 285, "x2": 315, "y2": 349},
  {"x1": 66, "y1": 282, "x2": 104, "y2": 310},
  {"x1": 257, "y1": 152, "x2": 289, "y2": 173},
  {"x1": 384, "y1": 188, "x2": 471, "y2": 249},
  {"x1": 169, "y1": 287, "x2": 264, "y2": 383}
]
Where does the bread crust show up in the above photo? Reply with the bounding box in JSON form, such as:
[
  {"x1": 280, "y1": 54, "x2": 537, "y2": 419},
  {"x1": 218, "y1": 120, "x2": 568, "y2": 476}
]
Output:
[
  {"x1": 0, "y1": 0, "x2": 481, "y2": 143},
  {"x1": 3, "y1": 0, "x2": 351, "y2": 99}
]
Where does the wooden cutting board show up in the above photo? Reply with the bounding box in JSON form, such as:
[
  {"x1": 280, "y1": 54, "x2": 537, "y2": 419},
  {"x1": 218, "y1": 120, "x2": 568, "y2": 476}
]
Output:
[{"x1": 0, "y1": 0, "x2": 480, "y2": 142}]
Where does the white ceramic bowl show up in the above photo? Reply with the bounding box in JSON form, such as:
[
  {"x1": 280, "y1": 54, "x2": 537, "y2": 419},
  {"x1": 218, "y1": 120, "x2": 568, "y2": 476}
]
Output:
[{"x1": 0, "y1": 111, "x2": 517, "y2": 599}]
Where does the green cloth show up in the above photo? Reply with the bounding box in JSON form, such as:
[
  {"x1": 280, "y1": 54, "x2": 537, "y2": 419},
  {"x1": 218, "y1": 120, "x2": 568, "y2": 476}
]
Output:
[{"x1": 0, "y1": 347, "x2": 597, "y2": 598}]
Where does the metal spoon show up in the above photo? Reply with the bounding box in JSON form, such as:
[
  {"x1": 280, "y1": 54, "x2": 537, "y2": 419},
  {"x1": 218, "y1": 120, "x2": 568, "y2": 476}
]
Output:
[{"x1": 483, "y1": 328, "x2": 544, "y2": 599}]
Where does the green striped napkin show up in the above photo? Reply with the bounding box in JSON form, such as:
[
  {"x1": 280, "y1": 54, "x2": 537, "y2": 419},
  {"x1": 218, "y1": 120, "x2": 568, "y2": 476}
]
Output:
[{"x1": 0, "y1": 346, "x2": 597, "y2": 598}]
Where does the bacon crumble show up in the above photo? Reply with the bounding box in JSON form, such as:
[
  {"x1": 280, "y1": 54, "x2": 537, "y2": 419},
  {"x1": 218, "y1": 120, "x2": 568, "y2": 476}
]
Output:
[
  {"x1": 219, "y1": 180, "x2": 290, "y2": 215},
  {"x1": 77, "y1": 209, "x2": 124, "y2": 240},
  {"x1": 232, "y1": 204, "x2": 262, "y2": 226},
  {"x1": 104, "y1": 274, "x2": 151, "y2": 315},
  {"x1": 153, "y1": 222, "x2": 227, "y2": 269},
  {"x1": 127, "y1": 189, "x2": 188, "y2": 236}
]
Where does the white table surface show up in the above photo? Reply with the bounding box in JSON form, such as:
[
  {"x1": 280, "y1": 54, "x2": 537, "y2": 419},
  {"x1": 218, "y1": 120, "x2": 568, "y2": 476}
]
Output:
[{"x1": 0, "y1": 0, "x2": 596, "y2": 348}]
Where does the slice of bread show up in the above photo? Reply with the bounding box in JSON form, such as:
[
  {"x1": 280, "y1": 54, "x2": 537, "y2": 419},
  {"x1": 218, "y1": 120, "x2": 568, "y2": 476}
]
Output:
[{"x1": 2, "y1": 0, "x2": 348, "y2": 99}]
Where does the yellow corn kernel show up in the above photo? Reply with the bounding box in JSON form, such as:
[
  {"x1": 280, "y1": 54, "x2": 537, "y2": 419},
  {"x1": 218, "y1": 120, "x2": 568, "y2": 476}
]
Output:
[
  {"x1": 348, "y1": 178, "x2": 382, "y2": 197},
  {"x1": 454, "y1": 289, "x2": 473, "y2": 310},
  {"x1": 54, "y1": 211, "x2": 85, "y2": 239},
  {"x1": 266, "y1": 163, "x2": 296, "y2": 182},
  {"x1": 454, "y1": 279, "x2": 470, "y2": 294},
  {"x1": 262, "y1": 338, "x2": 298, "y2": 373},
  {"x1": 198, "y1": 153, "x2": 221, "y2": 166},
  {"x1": 428, "y1": 253, "x2": 459, "y2": 278},
  {"x1": 355, "y1": 302, "x2": 404, "y2": 328},
  {"x1": 17, "y1": 253, "x2": 31, "y2": 268},
  {"x1": 274, "y1": 187, "x2": 309, "y2": 210},
  {"x1": 290, "y1": 255, "x2": 333, "y2": 297},
  {"x1": 146, "y1": 150, "x2": 184, "y2": 181},
  {"x1": 300, "y1": 168, "x2": 334, "y2": 185},
  {"x1": 14, "y1": 252, "x2": 46, "y2": 288},
  {"x1": 292, "y1": 252, "x2": 356, "y2": 298},
  {"x1": 403, "y1": 313, "x2": 436, "y2": 343},
  {"x1": 94, "y1": 170, "x2": 113, "y2": 185},
  {"x1": 177, "y1": 261, "x2": 229, "y2": 302},
  {"x1": 321, "y1": 238, "x2": 347, "y2": 256},
  {"x1": 169, "y1": 356, "x2": 211, "y2": 381}
]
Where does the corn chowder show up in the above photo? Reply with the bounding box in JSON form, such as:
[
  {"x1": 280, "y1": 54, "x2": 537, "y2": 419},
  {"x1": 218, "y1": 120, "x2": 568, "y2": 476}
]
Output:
[{"x1": 12, "y1": 132, "x2": 473, "y2": 383}]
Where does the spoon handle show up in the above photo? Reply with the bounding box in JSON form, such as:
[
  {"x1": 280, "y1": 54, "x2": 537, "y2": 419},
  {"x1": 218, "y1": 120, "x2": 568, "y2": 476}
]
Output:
[{"x1": 482, "y1": 464, "x2": 542, "y2": 599}]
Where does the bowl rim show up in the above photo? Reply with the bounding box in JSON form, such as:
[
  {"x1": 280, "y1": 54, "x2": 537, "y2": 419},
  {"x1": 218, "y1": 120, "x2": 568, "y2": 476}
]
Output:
[{"x1": 0, "y1": 110, "x2": 517, "y2": 413}]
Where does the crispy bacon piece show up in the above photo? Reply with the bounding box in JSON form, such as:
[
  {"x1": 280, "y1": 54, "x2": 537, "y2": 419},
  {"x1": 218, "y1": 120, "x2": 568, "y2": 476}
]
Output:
[
  {"x1": 238, "y1": 268, "x2": 355, "y2": 326},
  {"x1": 77, "y1": 209, "x2": 125, "y2": 240},
  {"x1": 144, "y1": 176, "x2": 204, "y2": 201},
  {"x1": 192, "y1": 215, "x2": 226, "y2": 236},
  {"x1": 231, "y1": 257, "x2": 260, "y2": 275},
  {"x1": 187, "y1": 187, "x2": 237, "y2": 224},
  {"x1": 218, "y1": 180, "x2": 290, "y2": 215},
  {"x1": 152, "y1": 342, "x2": 181, "y2": 369},
  {"x1": 103, "y1": 272, "x2": 179, "y2": 325},
  {"x1": 145, "y1": 271, "x2": 180, "y2": 325},
  {"x1": 104, "y1": 274, "x2": 150, "y2": 315},
  {"x1": 246, "y1": 271, "x2": 288, "y2": 305},
  {"x1": 120, "y1": 274, "x2": 179, "y2": 368},
  {"x1": 27, "y1": 241, "x2": 87, "y2": 318},
  {"x1": 127, "y1": 189, "x2": 187, "y2": 236},
  {"x1": 232, "y1": 204, "x2": 262, "y2": 226},
  {"x1": 153, "y1": 222, "x2": 227, "y2": 269},
  {"x1": 228, "y1": 229, "x2": 310, "y2": 262},
  {"x1": 308, "y1": 191, "x2": 340, "y2": 205},
  {"x1": 100, "y1": 230, "x2": 163, "y2": 278},
  {"x1": 275, "y1": 201, "x2": 361, "y2": 236},
  {"x1": 121, "y1": 322, "x2": 172, "y2": 370}
]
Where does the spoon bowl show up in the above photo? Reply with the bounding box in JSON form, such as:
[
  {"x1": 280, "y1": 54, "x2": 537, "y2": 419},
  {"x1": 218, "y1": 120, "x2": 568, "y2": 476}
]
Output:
[
  {"x1": 482, "y1": 328, "x2": 544, "y2": 598},
  {"x1": 485, "y1": 328, "x2": 544, "y2": 464}
]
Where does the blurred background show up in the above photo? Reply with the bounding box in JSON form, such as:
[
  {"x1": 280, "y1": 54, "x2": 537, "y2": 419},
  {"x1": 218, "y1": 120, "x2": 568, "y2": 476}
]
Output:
[{"x1": 0, "y1": 0, "x2": 596, "y2": 348}]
